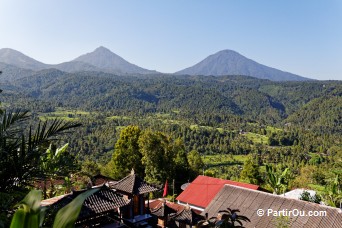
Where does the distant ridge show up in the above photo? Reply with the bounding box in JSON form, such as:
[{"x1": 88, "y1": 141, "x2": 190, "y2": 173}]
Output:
[
  {"x1": 0, "y1": 47, "x2": 158, "y2": 75},
  {"x1": 72, "y1": 46, "x2": 158, "y2": 74},
  {"x1": 0, "y1": 48, "x2": 47, "y2": 70},
  {"x1": 0, "y1": 47, "x2": 311, "y2": 81},
  {"x1": 175, "y1": 50, "x2": 311, "y2": 81}
]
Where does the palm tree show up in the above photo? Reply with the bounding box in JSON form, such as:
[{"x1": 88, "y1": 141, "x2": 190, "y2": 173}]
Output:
[
  {"x1": 265, "y1": 164, "x2": 289, "y2": 195},
  {"x1": 216, "y1": 208, "x2": 250, "y2": 228},
  {"x1": 0, "y1": 109, "x2": 81, "y2": 192},
  {"x1": 197, "y1": 216, "x2": 218, "y2": 227},
  {"x1": 197, "y1": 208, "x2": 250, "y2": 228}
]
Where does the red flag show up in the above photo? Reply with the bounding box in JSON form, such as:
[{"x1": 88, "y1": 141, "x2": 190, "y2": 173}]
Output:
[{"x1": 163, "y1": 180, "x2": 168, "y2": 197}]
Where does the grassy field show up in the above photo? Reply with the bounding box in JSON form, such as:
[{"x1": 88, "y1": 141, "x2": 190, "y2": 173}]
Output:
[
  {"x1": 202, "y1": 154, "x2": 248, "y2": 166},
  {"x1": 39, "y1": 107, "x2": 90, "y2": 121},
  {"x1": 242, "y1": 132, "x2": 268, "y2": 144},
  {"x1": 200, "y1": 154, "x2": 248, "y2": 179},
  {"x1": 266, "y1": 125, "x2": 283, "y2": 133},
  {"x1": 107, "y1": 115, "x2": 132, "y2": 120}
]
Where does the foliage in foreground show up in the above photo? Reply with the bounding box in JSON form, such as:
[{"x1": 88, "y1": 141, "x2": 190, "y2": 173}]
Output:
[
  {"x1": 0, "y1": 110, "x2": 80, "y2": 192},
  {"x1": 10, "y1": 188, "x2": 99, "y2": 228}
]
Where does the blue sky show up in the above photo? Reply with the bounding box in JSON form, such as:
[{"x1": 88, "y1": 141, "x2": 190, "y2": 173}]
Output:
[{"x1": 0, "y1": 0, "x2": 341, "y2": 80}]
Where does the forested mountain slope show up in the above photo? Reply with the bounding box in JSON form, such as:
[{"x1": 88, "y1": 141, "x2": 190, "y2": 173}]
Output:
[
  {"x1": 1, "y1": 70, "x2": 341, "y2": 197},
  {"x1": 0, "y1": 62, "x2": 35, "y2": 82},
  {"x1": 2, "y1": 71, "x2": 341, "y2": 132},
  {"x1": 286, "y1": 95, "x2": 342, "y2": 134}
]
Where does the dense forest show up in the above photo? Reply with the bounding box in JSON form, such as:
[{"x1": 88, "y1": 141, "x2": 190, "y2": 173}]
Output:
[{"x1": 0, "y1": 69, "x2": 341, "y2": 225}]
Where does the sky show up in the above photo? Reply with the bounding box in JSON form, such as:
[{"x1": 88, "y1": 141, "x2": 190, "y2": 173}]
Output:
[{"x1": 0, "y1": 0, "x2": 341, "y2": 80}]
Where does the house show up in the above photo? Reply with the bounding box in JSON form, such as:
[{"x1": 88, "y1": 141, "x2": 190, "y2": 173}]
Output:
[
  {"x1": 41, "y1": 170, "x2": 160, "y2": 227},
  {"x1": 169, "y1": 206, "x2": 204, "y2": 228},
  {"x1": 176, "y1": 175, "x2": 261, "y2": 210},
  {"x1": 42, "y1": 185, "x2": 130, "y2": 227},
  {"x1": 150, "y1": 200, "x2": 178, "y2": 227},
  {"x1": 149, "y1": 199, "x2": 204, "y2": 228},
  {"x1": 203, "y1": 184, "x2": 342, "y2": 228},
  {"x1": 283, "y1": 188, "x2": 318, "y2": 200},
  {"x1": 108, "y1": 169, "x2": 161, "y2": 227}
]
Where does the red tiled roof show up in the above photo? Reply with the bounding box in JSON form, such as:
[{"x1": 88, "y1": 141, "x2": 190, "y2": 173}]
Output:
[
  {"x1": 176, "y1": 175, "x2": 260, "y2": 208},
  {"x1": 148, "y1": 199, "x2": 188, "y2": 212},
  {"x1": 147, "y1": 199, "x2": 204, "y2": 224},
  {"x1": 92, "y1": 174, "x2": 116, "y2": 186}
]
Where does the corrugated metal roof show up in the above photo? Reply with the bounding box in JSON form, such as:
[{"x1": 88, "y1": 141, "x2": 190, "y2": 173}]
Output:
[
  {"x1": 176, "y1": 175, "x2": 260, "y2": 208},
  {"x1": 203, "y1": 184, "x2": 342, "y2": 228}
]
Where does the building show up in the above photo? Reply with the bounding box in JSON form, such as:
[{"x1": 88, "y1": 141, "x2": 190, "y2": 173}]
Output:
[
  {"x1": 41, "y1": 170, "x2": 160, "y2": 227},
  {"x1": 176, "y1": 175, "x2": 262, "y2": 211},
  {"x1": 149, "y1": 199, "x2": 204, "y2": 228},
  {"x1": 203, "y1": 184, "x2": 342, "y2": 228},
  {"x1": 108, "y1": 169, "x2": 161, "y2": 227},
  {"x1": 42, "y1": 185, "x2": 131, "y2": 227},
  {"x1": 283, "y1": 188, "x2": 318, "y2": 201}
]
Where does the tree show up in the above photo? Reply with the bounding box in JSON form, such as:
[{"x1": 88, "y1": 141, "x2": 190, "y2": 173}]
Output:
[
  {"x1": 216, "y1": 208, "x2": 250, "y2": 227},
  {"x1": 299, "y1": 190, "x2": 321, "y2": 204},
  {"x1": 240, "y1": 156, "x2": 261, "y2": 185},
  {"x1": 111, "y1": 125, "x2": 144, "y2": 178},
  {"x1": 81, "y1": 159, "x2": 101, "y2": 177},
  {"x1": 173, "y1": 138, "x2": 190, "y2": 185},
  {"x1": 139, "y1": 130, "x2": 175, "y2": 184},
  {"x1": 265, "y1": 164, "x2": 289, "y2": 195},
  {"x1": 187, "y1": 150, "x2": 204, "y2": 176},
  {"x1": 197, "y1": 208, "x2": 250, "y2": 228}
]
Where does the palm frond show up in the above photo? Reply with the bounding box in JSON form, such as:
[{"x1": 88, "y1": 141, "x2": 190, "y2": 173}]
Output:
[
  {"x1": 0, "y1": 110, "x2": 29, "y2": 139},
  {"x1": 30, "y1": 119, "x2": 81, "y2": 149}
]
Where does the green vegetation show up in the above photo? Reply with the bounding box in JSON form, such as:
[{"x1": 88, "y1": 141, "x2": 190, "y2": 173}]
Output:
[
  {"x1": 242, "y1": 132, "x2": 268, "y2": 145},
  {"x1": 0, "y1": 69, "x2": 341, "y2": 227},
  {"x1": 39, "y1": 107, "x2": 90, "y2": 121},
  {"x1": 10, "y1": 188, "x2": 99, "y2": 228}
]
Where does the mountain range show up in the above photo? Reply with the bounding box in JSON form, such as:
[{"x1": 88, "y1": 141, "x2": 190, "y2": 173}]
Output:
[{"x1": 0, "y1": 46, "x2": 310, "y2": 81}]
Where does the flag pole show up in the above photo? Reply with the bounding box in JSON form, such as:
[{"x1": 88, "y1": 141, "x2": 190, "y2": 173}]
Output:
[{"x1": 172, "y1": 179, "x2": 175, "y2": 202}]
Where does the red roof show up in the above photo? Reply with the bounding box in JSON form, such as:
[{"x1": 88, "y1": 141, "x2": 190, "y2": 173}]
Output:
[
  {"x1": 148, "y1": 199, "x2": 203, "y2": 213},
  {"x1": 148, "y1": 199, "x2": 185, "y2": 212},
  {"x1": 176, "y1": 175, "x2": 260, "y2": 208}
]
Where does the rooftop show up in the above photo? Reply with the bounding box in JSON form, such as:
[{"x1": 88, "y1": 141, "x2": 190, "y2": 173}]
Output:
[
  {"x1": 148, "y1": 199, "x2": 204, "y2": 225},
  {"x1": 203, "y1": 184, "x2": 342, "y2": 228},
  {"x1": 109, "y1": 169, "x2": 160, "y2": 195},
  {"x1": 176, "y1": 175, "x2": 260, "y2": 208},
  {"x1": 283, "y1": 188, "x2": 317, "y2": 200},
  {"x1": 44, "y1": 185, "x2": 130, "y2": 225}
]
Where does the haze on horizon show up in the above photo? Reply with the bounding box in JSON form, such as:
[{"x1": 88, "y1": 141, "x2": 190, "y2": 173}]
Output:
[{"x1": 0, "y1": 0, "x2": 341, "y2": 80}]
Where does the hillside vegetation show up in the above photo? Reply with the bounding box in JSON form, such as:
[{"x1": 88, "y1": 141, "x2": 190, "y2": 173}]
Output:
[{"x1": 1, "y1": 71, "x2": 341, "y2": 191}]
